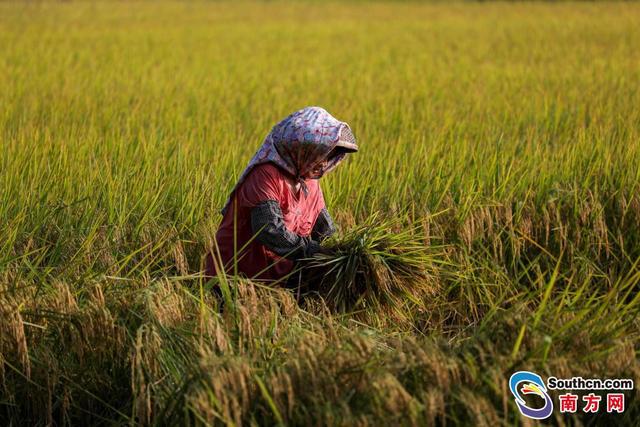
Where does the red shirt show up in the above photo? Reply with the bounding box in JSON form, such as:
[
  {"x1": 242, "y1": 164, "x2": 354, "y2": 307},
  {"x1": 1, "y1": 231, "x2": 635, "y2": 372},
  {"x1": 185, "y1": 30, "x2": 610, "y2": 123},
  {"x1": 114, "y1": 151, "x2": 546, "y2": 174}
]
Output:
[{"x1": 205, "y1": 163, "x2": 326, "y2": 282}]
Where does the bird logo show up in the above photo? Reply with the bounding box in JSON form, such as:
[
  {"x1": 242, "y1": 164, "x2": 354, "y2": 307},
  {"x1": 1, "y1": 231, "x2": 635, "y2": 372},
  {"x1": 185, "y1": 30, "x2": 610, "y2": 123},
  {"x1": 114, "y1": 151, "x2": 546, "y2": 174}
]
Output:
[{"x1": 509, "y1": 371, "x2": 554, "y2": 419}]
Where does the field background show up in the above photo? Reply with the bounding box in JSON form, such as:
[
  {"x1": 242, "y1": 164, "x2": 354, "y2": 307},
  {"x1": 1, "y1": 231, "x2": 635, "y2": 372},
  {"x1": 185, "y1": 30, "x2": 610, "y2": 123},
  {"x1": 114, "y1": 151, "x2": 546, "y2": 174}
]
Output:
[{"x1": 1, "y1": 1, "x2": 639, "y2": 425}]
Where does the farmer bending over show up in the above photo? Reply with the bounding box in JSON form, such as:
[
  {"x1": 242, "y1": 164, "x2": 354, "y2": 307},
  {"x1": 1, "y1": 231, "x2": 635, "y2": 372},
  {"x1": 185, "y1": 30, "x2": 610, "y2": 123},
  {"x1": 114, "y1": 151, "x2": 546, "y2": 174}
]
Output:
[{"x1": 205, "y1": 106, "x2": 358, "y2": 286}]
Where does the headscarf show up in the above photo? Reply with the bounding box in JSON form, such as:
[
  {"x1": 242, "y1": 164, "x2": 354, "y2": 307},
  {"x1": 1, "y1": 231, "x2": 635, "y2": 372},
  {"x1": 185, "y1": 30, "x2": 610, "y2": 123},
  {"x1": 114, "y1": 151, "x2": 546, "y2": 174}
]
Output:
[{"x1": 221, "y1": 106, "x2": 358, "y2": 216}]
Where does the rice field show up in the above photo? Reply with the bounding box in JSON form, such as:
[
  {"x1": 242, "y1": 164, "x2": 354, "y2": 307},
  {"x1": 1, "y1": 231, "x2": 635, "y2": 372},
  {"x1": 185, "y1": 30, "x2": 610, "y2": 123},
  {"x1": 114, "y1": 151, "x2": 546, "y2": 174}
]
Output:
[{"x1": 1, "y1": 1, "x2": 639, "y2": 425}]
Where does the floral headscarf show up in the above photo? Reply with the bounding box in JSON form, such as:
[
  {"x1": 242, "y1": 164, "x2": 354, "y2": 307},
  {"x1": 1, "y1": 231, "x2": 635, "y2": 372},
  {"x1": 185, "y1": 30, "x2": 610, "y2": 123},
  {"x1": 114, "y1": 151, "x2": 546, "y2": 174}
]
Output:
[{"x1": 221, "y1": 106, "x2": 358, "y2": 216}]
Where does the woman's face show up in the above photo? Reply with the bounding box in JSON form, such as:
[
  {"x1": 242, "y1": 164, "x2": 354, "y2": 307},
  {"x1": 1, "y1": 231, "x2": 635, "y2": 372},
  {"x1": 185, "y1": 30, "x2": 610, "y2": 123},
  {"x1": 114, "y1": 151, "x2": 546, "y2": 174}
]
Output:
[
  {"x1": 310, "y1": 159, "x2": 329, "y2": 177},
  {"x1": 307, "y1": 147, "x2": 348, "y2": 179}
]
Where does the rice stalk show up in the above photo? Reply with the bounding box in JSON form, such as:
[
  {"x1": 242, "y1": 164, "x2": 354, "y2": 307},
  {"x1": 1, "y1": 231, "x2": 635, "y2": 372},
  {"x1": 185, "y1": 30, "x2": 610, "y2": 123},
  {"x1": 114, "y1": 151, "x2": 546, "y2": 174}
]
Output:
[{"x1": 299, "y1": 213, "x2": 438, "y2": 322}]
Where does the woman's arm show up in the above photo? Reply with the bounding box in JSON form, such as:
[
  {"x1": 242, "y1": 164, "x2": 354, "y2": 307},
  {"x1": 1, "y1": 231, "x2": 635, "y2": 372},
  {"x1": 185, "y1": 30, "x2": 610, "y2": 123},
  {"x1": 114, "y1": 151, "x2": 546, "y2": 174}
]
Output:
[
  {"x1": 250, "y1": 200, "x2": 322, "y2": 260},
  {"x1": 311, "y1": 207, "x2": 337, "y2": 242}
]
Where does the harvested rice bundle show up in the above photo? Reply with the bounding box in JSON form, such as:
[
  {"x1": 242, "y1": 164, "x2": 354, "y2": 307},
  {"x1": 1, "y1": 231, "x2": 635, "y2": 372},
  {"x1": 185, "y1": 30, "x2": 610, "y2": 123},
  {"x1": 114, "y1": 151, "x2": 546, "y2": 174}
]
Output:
[{"x1": 298, "y1": 214, "x2": 436, "y2": 319}]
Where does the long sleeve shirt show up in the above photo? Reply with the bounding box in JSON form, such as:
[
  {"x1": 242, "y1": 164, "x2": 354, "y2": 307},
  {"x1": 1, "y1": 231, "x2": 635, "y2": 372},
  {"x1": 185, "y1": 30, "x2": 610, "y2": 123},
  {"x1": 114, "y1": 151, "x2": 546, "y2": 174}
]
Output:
[{"x1": 205, "y1": 163, "x2": 335, "y2": 283}]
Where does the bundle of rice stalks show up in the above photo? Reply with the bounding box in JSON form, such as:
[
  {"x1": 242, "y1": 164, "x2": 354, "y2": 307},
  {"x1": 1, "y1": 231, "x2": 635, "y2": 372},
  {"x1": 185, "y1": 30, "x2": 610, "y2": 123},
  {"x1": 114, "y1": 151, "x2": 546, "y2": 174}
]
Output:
[{"x1": 297, "y1": 213, "x2": 437, "y2": 320}]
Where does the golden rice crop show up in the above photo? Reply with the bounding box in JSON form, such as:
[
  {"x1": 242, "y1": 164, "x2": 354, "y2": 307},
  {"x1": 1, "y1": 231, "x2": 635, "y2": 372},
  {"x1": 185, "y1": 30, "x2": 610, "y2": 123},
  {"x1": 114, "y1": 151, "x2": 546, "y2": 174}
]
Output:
[
  {"x1": 1, "y1": 1, "x2": 640, "y2": 425},
  {"x1": 297, "y1": 213, "x2": 437, "y2": 320}
]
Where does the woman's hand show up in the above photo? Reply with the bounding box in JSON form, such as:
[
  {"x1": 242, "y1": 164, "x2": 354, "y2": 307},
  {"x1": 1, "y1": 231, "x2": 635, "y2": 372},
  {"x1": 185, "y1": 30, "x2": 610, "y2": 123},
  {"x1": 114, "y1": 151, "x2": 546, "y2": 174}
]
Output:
[{"x1": 315, "y1": 245, "x2": 335, "y2": 256}]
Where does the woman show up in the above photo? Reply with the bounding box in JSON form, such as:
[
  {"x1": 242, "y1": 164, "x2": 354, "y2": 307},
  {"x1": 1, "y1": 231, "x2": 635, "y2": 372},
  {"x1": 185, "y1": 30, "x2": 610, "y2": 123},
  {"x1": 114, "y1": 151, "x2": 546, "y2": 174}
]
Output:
[{"x1": 205, "y1": 106, "x2": 358, "y2": 286}]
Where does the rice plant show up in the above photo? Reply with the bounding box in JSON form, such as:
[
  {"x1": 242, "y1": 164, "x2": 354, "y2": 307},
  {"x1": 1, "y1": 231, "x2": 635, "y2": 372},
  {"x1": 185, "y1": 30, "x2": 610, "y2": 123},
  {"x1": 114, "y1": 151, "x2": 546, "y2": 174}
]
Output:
[
  {"x1": 1, "y1": 1, "x2": 639, "y2": 425},
  {"x1": 298, "y1": 213, "x2": 437, "y2": 321}
]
